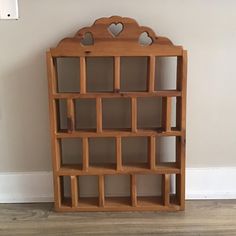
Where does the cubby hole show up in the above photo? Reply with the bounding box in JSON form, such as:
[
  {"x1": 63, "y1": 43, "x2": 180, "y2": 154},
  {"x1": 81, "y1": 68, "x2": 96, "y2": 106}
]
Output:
[
  {"x1": 170, "y1": 174, "x2": 177, "y2": 205},
  {"x1": 102, "y1": 98, "x2": 131, "y2": 131},
  {"x1": 78, "y1": 175, "x2": 99, "y2": 207},
  {"x1": 171, "y1": 97, "x2": 177, "y2": 128},
  {"x1": 105, "y1": 175, "x2": 131, "y2": 206},
  {"x1": 56, "y1": 57, "x2": 80, "y2": 93},
  {"x1": 156, "y1": 136, "x2": 176, "y2": 167},
  {"x1": 89, "y1": 138, "x2": 116, "y2": 169},
  {"x1": 155, "y1": 56, "x2": 177, "y2": 91},
  {"x1": 75, "y1": 98, "x2": 96, "y2": 131},
  {"x1": 122, "y1": 137, "x2": 149, "y2": 169},
  {"x1": 136, "y1": 174, "x2": 162, "y2": 206},
  {"x1": 120, "y1": 57, "x2": 148, "y2": 92},
  {"x1": 56, "y1": 99, "x2": 67, "y2": 132},
  {"x1": 86, "y1": 57, "x2": 114, "y2": 92},
  {"x1": 60, "y1": 176, "x2": 72, "y2": 207},
  {"x1": 60, "y1": 138, "x2": 82, "y2": 169},
  {"x1": 137, "y1": 97, "x2": 162, "y2": 130}
]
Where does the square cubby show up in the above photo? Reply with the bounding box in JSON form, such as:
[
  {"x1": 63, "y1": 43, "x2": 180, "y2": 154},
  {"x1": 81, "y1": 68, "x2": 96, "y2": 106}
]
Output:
[
  {"x1": 75, "y1": 98, "x2": 96, "y2": 131},
  {"x1": 105, "y1": 175, "x2": 131, "y2": 206},
  {"x1": 136, "y1": 174, "x2": 162, "y2": 206},
  {"x1": 120, "y1": 56, "x2": 148, "y2": 92},
  {"x1": 137, "y1": 97, "x2": 162, "y2": 130},
  {"x1": 86, "y1": 57, "x2": 114, "y2": 92},
  {"x1": 155, "y1": 56, "x2": 177, "y2": 91},
  {"x1": 56, "y1": 57, "x2": 80, "y2": 93},
  {"x1": 122, "y1": 137, "x2": 148, "y2": 168},
  {"x1": 60, "y1": 138, "x2": 82, "y2": 168},
  {"x1": 102, "y1": 98, "x2": 131, "y2": 130},
  {"x1": 78, "y1": 175, "x2": 99, "y2": 207},
  {"x1": 89, "y1": 137, "x2": 116, "y2": 169},
  {"x1": 156, "y1": 136, "x2": 176, "y2": 165}
]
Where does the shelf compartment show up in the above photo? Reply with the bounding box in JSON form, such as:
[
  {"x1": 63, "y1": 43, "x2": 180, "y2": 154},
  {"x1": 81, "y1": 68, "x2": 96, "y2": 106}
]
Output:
[
  {"x1": 56, "y1": 57, "x2": 80, "y2": 93},
  {"x1": 122, "y1": 137, "x2": 149, "y2": 168},
  {"x1": 75, "y1": 98, "x2": 96, "y2": 131},
  {"x1": 155, "y1": 56, "x2": 177, "y2": 91},
  {"x1": 102, "y1": 98, "x2": 131, "y2": 131},
  {"x1": 104, "y1": 174, "x2": 131, "y2": 207},
  {"x1": 89, "y1": 137, "x2": 116, "y2": 169},
  {"x1": 86, "y1": 57, "x2": 114, "y2": 92},
  {"x1": 120, "y1": 56, "x2": 148, "y2": 92}
]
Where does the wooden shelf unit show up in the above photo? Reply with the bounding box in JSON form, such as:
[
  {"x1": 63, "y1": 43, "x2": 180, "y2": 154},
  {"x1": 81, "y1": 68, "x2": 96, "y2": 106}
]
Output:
[{"x1": 46, "y1": 16, "x2": 187, "y2": 212}]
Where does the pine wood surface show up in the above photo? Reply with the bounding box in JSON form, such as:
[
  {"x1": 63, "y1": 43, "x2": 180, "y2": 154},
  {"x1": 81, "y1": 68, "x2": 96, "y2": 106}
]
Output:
[
  {"x1": 0, "y1": 201, "x2": 235, "y2": 236},
  {"x1": 46, "y1": 16, "x2": 187, "y2": 211}
]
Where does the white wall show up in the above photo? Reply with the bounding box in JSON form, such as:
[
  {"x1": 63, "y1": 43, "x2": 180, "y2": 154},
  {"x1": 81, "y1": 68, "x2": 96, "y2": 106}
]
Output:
[{"x1": 1, "y1": 0, "x2": 236, "y2": 173}]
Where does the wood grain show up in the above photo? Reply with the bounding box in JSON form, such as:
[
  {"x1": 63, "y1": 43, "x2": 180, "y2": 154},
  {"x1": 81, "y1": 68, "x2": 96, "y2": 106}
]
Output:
[
  {"x1": 0, "y1": 201, "x2": 235, "y2": 235},
  {"x1": 46, "y1": 16, "x2": 187, "y2": 212}
]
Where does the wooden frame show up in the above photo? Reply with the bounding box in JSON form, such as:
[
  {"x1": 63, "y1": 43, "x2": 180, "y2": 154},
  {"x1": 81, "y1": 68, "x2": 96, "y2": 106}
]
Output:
[{"x1": 46, "y1": 16, "x2": 187, "y2": 212}]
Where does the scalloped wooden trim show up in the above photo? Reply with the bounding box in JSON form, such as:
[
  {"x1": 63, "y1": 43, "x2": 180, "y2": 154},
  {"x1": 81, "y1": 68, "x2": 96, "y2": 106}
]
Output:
[{"x1": 55, "y1": 16, "x2": 174, "y2": 50}]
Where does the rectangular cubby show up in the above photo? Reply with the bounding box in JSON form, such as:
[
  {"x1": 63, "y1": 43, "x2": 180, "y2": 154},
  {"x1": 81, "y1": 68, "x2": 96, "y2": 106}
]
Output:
[
  {"x1": 56, "y1": 57, "x2": 80, "y2": 93},
  {"x1": 105, "y1": 175, "x2": 131, "y2": 206},
  {"x1": 120, "y1": 57, "x2": 148, "y2": 92},
  {"x1": 122, "y1": 137, "x2": 149, "y2": 169},
  {"x1": 75, "y1": 98, "x2": 96, "y2": 131},
  {"x1": 60, "y1": 138, "x2": 83, "y2": 167},
  {"x1": 155, "y1": 56, "x2": 178, "y2": 91},
  {"x1": 102, "y1": 98, "x2": 131, "y2": 131},
  {"x1": 47, "y1": 16, "x2": 187, "y2": 212},
  {"x1": 89, "y1": 137, "x2": 116, "y2": 169},
  {"x1": 86, "y1": 57, "x2": 114, "y2": 92}
]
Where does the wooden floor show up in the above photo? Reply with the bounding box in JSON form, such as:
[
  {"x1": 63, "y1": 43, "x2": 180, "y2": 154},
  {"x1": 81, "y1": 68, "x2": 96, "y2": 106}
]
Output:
[{"x1": 0, "y1": 200, "x2": 235, "y2": 235}]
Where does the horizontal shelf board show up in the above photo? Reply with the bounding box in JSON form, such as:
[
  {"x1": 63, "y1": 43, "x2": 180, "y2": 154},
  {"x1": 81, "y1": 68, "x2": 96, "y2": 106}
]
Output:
[
  {"x1": 58, "y1": 196, "x2": 180, "y2": 212},
  {"x1": 53, "y1": 91, "x2": 181, "y2": 99},
  {"x1": 56, "y1": 128, "x2": 182, "y2": 138},
  {"x1": 58, "y1": 163, "x2": 180, "y2": 175},
  {"x1": 50, "y1": 44, "x2": 183, "y2": 57}
]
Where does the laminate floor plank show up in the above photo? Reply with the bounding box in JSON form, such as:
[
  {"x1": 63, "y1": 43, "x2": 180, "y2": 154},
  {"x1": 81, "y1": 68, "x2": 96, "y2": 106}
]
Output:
[{"x1": 0, "y1": 200, "x2": 235, "y2": 236}]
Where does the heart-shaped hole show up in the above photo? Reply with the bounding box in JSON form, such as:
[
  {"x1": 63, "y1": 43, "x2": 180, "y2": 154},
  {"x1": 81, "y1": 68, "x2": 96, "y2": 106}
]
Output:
[
  {"x1": 80, "y1": 32, "x2": 94, "y2": 46},
  {"x1": 139, "y1": 32, "x2": 153, "y2": 46},
  {"x1": 108, "y1": 23, "x2": 124, "y2": 37}
]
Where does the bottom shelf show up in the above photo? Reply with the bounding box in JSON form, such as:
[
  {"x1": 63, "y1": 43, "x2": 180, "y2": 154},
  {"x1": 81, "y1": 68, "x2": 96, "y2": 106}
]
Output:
[{"x1": 59, "y1": 196, "x2": 181, "y2": 212}]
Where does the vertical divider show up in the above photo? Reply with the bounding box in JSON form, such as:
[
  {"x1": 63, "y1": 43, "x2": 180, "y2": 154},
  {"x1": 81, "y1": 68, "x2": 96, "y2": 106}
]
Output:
[
  {"x1": 162, "y1": 174, "x2": 170, "y2": 206},
  {"x1": 114, "y1": 56, "x2": 121, "y2": 92},
  {"x1": 116, "y1": 136, "x2": 122, "y2": 170},
  {"x1": 80, "y1": 57, "x2": 86, "y2": 94},
  {"x1": 82, "y1": 137, "x2": 89, "y2": 171},
  {"x1": 148, "y1": 56, "x2": 156, "y2": 92},
  {"x1": 71, "y1": 175, "x2": 78, "y2": 207},
  {"x1": 148, "y1": 136, "x2": 156, "y2": 170},
  {"x1": 131, "y1": 97, "x2": 137, "y2": 132},
  {"x1": 130, "y1": 175, "x2": 137, "y2": 207},
  {"x1": 96, "y1": 97, "x2": 102, "y2": 133},
  {"x1": 162, "y1": 97, "x2": 172, "y2": 132},
  {"x1": 67, "y1": 99, "x2": 75, "y2": 132},
  {"x1": 99, "y1": 175, "x2": 105, "y2": 207},
  {"x1": 176, "y1": 51, "x2": 187, "y2": 209}
]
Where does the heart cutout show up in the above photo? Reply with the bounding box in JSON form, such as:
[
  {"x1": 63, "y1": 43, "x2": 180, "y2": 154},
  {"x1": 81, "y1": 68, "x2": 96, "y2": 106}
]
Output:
[
  {"x1": 80, "y1": 32, "x2": 94, "y2": 46},
  {"x1": 139, "y1": 32, "x2": 153, "y2": 46},
  {"x1": 108, "y1": 23, "x2": 124, "y2": 37}
]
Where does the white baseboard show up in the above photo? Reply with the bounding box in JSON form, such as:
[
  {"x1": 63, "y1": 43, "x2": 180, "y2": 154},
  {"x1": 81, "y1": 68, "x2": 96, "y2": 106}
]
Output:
[{"x1": 0, "y1": 168, "x2": 235, "y2": 203}]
